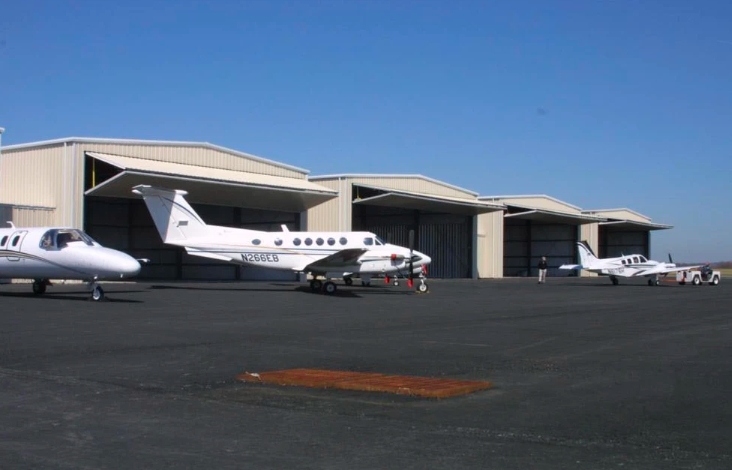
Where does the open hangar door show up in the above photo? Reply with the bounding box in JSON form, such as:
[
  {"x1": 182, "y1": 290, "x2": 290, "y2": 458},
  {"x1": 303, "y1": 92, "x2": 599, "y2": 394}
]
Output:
[
  {"x1": 350, "y1": 185, "x2": 503, "y2": 279},
  {"x1": 81, "y1": 152, "x2": 337, "y2": 281},
  {"x1": 597, "y1": 219, "x2": 670, "y2": 259},
  {"x1": 503, "y1": 209, "x2": 600, "y2": 277}
]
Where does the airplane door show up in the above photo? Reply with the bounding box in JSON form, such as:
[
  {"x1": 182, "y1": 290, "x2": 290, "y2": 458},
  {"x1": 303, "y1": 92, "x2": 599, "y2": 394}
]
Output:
[{"x1": 7, "y1": 230, "x2": 28, "y2": 262}]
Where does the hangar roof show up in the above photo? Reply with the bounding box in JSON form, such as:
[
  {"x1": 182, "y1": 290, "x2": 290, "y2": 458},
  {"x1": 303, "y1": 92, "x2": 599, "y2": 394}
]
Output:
[
  {"x1": 352, "y1": 184, "x2": 505, "y2": 216},
  {"x1": 84, "y1": 152, "x2": 338, "y2": 212},
  {"x1": 3, "y1": 137, "x2": 309, "y2": 174},
  {"x1": 479, "y1": 194, "x2": 600, "y2": 224}
]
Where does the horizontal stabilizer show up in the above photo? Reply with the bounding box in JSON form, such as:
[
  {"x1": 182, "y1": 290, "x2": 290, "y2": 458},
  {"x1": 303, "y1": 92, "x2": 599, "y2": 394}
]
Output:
[
  {"x1": 184, "y1": 248, "x2": 234, "y2": 263},
  {"x1": 559, "y1": 264, "x2": 583, "y2": 270}
]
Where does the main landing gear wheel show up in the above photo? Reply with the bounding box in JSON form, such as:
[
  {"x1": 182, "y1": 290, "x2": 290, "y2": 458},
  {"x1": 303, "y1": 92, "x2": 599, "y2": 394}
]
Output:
[
  {"x1": 648, "y1": 279, "x2": 660, "y2": 286},
  {"x1": 310, "y1": 280, "x2": 323, "y2": 291},
  {"x1": 323, "y1": 281, "x2": 337, "y2": 295},
  {"x1": 32, "y1": 280, "x2": 47, "y2": 295},
  {"x1": 91, "y1": 284, "x2": 104, "y2": 301},
  {"x1": 610, "y1": 276, "x2": 619, "y2": 286},
  {"x1": 344, "y1": 277, "x2": 353, "y2": 286}
]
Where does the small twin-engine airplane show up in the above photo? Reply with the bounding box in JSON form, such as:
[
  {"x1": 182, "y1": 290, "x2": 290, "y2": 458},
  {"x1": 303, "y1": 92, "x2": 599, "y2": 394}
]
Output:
[
  {"x1": 132, "y1": 185, "x2": 432, "y2": 294},
  {"x1": 0, "y1": 223, "x2": 142, "y2": 300},
  {"x1": 559, "y1": 240, "x2": 702, "y2": 286}
]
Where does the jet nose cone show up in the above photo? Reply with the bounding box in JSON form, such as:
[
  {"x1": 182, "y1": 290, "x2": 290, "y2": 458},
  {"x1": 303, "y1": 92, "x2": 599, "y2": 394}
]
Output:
[{"x1": 110, "y1": 250, "x2": 141, "y2": 278}]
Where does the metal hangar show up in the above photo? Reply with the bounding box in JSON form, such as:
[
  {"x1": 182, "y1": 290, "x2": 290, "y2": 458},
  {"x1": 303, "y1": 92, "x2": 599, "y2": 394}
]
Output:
[
  {"x1": 580, "y1": 208, "x2": 672, "y2": 259},
  {"x1": 305, "y1": 175, "x2": 505, "y2": 279},
  {"x1": 0, "y1": 138, "x2": 338, "y2": 280},
  {"x1": 476, "y1": 195, "x2": 605, "y2": 278}
]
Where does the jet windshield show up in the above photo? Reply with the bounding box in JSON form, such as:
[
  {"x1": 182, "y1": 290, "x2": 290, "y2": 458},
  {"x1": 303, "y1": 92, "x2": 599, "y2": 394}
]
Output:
[
  {"x1": 40, "y1": 229, "x2": 97, "y2": 249},
  {"x1": 374, "y1": 236, "x2": 385, "y2": 246}
]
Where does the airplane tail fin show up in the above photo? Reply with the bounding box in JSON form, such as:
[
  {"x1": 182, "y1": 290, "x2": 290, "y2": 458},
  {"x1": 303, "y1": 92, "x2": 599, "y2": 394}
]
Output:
[
  {"x1": 131, "y1": 185, "x2": 209, "y2": 243},
  {"x1": 577, "y1": 240, "x2": 599, "y2": 268}
]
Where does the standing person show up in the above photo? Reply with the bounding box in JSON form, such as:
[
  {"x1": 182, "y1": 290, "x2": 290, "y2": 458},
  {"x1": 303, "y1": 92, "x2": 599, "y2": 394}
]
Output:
[{"x1": 537, "y1": 256, "x2": 548, "y2": 284}]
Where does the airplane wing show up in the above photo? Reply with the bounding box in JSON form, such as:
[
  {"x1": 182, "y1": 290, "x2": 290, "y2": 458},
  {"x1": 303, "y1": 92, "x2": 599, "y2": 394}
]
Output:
[
  {"x1": 633, "y1": 264, "x2": 704, "y2": 276},
  {"x1": 300, "y1": 248, "x2": 369, "y2": 272}
]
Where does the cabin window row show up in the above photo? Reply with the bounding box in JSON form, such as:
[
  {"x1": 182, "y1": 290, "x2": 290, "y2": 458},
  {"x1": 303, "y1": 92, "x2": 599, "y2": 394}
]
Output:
[
  {"x1": 0, "y1": 235, "x2": 20, "y2": 248},
  {"x1": 247, "y1": 237, "x2": 383, "y2": 247}
]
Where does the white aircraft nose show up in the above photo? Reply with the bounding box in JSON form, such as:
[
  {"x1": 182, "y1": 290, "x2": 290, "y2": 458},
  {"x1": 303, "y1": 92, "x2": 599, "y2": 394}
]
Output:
[
  {"x1": 107, "y1": 250, "x2": 141, "y2": 278},
  {"x1": 415, "y1": 251, "x2": 431, "y2": 265}
]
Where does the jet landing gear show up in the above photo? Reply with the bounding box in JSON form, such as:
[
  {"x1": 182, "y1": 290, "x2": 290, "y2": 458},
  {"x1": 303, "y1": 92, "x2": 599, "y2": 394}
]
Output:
[
  {"x1": 610, "y1": 276, "x2": 619, "y2": 286},
  {"x1": 87, "y1": 280, "x2": 105, "y2": 301},
  {"x1": 32, "y1": 279, "x2": 52, "y2": 295},
  {"x1": 647, "y1": 276, "x2": 661, "y2": 286},
  {"x1": 309, "y1": 278, "x2": 338, "y2": 295}
]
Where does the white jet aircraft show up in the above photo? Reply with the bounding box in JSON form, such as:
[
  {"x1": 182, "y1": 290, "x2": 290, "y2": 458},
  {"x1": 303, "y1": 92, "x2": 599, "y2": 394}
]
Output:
[
  {"x1": 559, "y1": 240, "x2": 702, "y2": 286},
  {"x1": 132, "y1": 185, "x2": 432, "y2": 294},
  {"x1": 0, "y1": 223, "x2": 143, "y2": 300}
]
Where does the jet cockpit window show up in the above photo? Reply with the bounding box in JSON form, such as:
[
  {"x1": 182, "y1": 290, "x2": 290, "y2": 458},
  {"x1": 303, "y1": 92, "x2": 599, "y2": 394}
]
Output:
[
  {"x1": 374, "y1": 236, "x2": 385, "y2": 246},
  {"x1": 42, "y1": 229, "x2": 96, "y2": 249},
  {"x1": 364, "y1": 237, "x2": 373, "y2": 246},
  {"x1": 638, "y1": 255, "x2": 647, "y2": 263}
]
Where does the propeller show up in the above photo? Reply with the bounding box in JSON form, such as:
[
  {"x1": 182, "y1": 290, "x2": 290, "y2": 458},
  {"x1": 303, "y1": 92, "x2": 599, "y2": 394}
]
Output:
[{"x1": 407, "y1": 229, "x2": 415, "y2": 288}]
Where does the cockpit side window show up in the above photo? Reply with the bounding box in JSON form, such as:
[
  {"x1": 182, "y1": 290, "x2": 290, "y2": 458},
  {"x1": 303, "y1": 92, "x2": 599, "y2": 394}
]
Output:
[
  {"x1": 363, "y1": 237, "x2": 373, "y2": 246},
  {"x1": 53, "y1": 229, "x2": 95, "y2": 249},
  {"x1": 374, "y1": 236, "x2": 385, "y2": 246},
  {"x1": 40, "y1": 230, "x2": 56, "y2": 250},
  {"x1": 638, "y1": 255, "x2": 647, "y2": 263},
  {"x1": 632, "y1": 256, "x2": 639, "y2": 264}
]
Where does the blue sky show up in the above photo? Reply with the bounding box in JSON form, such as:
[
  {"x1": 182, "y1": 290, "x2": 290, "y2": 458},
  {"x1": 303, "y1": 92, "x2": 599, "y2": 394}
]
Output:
[{"x1": 1, "y1": 0, "x2": 730, "y2": 261}]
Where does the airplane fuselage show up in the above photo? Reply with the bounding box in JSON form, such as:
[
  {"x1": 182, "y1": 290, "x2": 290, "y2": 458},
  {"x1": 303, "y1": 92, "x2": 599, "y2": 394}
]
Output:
[
  {"x1": 0, "y1": 226, "x2": 141, "y2": 281},
  {"x1": 172, "y1": 227, "x2": 428, "y2": 277}
]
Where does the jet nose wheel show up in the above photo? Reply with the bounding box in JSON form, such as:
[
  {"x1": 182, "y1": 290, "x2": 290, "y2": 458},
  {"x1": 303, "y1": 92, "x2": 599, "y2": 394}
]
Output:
[
  {"x1": 91, "y1": 284, "x2": 104, "y2": 301},
  {"x1": 417, "y1": 283, "x2": 429, "y2": 293}
]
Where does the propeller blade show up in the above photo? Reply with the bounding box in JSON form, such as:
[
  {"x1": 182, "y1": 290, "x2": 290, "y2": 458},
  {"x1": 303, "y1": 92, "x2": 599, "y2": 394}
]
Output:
[{"x1": 408, "y1": 229, "x2": 415, "y2": 281}]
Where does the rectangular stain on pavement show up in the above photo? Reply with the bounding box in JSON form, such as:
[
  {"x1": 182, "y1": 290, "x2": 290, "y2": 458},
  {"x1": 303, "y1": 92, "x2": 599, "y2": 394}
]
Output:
[{"x1": 235, "y1": 368, "x2": 493, "y2": 398}]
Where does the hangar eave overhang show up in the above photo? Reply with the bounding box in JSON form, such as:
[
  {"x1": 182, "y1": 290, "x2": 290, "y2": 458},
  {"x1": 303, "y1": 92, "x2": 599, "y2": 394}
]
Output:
[
  {"x1": 352, "y1": 187, "x2": 504, "y2": 216},
  {"x1": 599, "y1": 220, "x2": 673, "y2": 231},
  {"x1": 84, "y1": 151, "x2": 338, "y2": 212},
  {"x1": 504, "y1": 209, "x2": 603, "y2": 225}
]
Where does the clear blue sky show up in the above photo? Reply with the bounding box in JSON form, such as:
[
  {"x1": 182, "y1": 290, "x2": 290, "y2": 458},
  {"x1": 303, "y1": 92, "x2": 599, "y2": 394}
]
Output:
[{"x1": 1, "y1": 0, "x2": 730, "y2": 262}]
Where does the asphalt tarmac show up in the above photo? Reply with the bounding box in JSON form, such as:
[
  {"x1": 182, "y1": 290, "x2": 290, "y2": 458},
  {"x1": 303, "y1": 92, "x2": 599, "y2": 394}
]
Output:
[{"x1": 1, "y1": 276, "x2": 730, "y2": 469}]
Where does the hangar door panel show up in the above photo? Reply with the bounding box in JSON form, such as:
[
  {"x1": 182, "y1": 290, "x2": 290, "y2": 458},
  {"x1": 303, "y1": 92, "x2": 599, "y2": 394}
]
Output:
[
  {"x1": 503, "y1": 219, "x2": 578, "y2": 277},
  {"x1": 600, "y1": 230, "x2": 648, "y2": 258},
  {"x1": 531, "y1": 224, "x2": 576, "y2": 277},
  {"x1": 356, "y1": 206, "x2": 472, "y2": 278},
  {"x1": 85, "y1": 196, "x2": 300, "y2": 281}
]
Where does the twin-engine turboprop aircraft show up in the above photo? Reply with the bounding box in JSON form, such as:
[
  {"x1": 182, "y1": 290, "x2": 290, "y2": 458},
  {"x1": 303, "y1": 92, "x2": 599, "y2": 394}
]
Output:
[
  {"x1": 559, "y1": 240, "x2": 702, "y2": 286},
  {"x1": 132, "y1": 185, "x2": 432, "y2": 294},
  {"x1": 0, "y1": 223, "x2": 142, "y2": 300}
]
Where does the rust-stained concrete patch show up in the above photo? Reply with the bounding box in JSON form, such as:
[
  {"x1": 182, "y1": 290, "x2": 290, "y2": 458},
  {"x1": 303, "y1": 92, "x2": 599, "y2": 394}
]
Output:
[{"x1": 236, "y1": 368, "x2": 493, "y2": 398}]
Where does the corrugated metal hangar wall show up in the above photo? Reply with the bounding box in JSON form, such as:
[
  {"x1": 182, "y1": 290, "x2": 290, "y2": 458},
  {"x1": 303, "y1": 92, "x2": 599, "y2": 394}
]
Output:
[{"x1": 503, "y1": 218, "x2": 578, "y2": 277}]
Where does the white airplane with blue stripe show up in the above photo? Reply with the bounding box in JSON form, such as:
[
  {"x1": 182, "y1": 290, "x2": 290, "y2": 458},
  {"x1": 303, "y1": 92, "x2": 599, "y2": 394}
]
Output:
[
  {"x1": 0, "y1": 224, "x2": 142, "y2": 300},
  {"x1": 559, "y1": 240, "x2": 702, "y2": 286},
  {"x1": 132, "y1": 185, "x2": 432, "y2": 294}
]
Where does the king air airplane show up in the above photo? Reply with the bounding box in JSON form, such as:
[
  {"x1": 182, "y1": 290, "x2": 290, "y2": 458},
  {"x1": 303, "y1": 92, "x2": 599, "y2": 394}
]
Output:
[
  {"x1": 0, "y1": 223, "x2": 142, "y2": 300},
  {"x1": 559, "y1": 240, "x2": 702, "y2": 286},
  {"x1": 132, "y1": 185, "x2": 432, "y2": 294}
]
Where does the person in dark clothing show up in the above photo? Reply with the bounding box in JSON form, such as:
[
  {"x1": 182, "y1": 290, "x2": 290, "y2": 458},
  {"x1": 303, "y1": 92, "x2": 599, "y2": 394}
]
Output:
[{"x1": 538, "y1": 256, "x2": 548, "y2": 283}]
